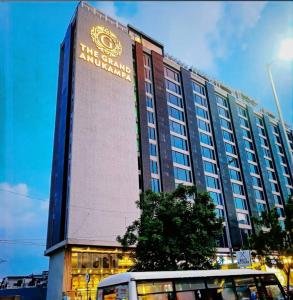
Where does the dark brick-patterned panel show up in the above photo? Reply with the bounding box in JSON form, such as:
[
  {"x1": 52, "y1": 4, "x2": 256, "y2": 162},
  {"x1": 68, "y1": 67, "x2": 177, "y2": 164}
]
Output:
[
  {"x1": 206, "y1": 83, "x2": 242, "y2": 249},
  {"x1": 180, "y1": 68, "x2": 206, "y2": 192},
  {"x1": 135, "y1": 42, "x2": 151, "y2": 191},
  {"x1": 151, "y1": 51, "x2": 175, "y2": 192}
]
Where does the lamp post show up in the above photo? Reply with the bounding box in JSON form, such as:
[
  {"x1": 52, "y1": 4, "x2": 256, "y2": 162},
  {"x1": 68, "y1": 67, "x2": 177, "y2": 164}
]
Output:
[{"x1": 267, "y1": 38, "x2": 293, "y2": 167}]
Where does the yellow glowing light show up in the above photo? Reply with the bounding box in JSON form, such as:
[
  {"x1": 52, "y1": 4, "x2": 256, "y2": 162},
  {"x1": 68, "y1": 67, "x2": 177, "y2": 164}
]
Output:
[{"x1": 279, "y1": 38, "x2": 293, "y2": 61}]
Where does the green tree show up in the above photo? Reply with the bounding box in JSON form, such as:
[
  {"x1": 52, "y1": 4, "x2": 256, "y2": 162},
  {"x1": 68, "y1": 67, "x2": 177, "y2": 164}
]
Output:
[{"x1": 117, "y1": 185, "x2": 223, "y2": 271}]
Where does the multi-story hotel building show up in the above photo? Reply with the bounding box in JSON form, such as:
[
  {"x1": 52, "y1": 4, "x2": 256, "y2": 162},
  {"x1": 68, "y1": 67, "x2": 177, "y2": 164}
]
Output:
[{"x1": 45, "y1": 2, "x2": 293, "y2": 299}]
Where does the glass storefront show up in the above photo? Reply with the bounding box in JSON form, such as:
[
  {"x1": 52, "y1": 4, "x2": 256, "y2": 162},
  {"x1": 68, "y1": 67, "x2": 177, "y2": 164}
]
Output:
[{"x1": 65, "y1": 246, "x2": 133, "y2": 300}]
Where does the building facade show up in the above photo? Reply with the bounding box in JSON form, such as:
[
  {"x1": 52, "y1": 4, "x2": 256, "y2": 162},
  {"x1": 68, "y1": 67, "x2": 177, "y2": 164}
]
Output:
[{"x1": 46, "y1": 2, "x2": 293, "y2": 299}]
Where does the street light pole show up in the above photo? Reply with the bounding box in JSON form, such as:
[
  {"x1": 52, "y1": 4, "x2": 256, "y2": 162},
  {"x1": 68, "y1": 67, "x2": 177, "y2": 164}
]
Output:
[{"x1": 267, "y1": 62, "x2": 293, "y2": 168}]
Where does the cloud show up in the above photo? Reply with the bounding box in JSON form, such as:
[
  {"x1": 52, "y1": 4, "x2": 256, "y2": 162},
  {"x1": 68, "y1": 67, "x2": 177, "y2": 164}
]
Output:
[{"x1": 0, "y1": 182, "x2": 48, "y2": 232}]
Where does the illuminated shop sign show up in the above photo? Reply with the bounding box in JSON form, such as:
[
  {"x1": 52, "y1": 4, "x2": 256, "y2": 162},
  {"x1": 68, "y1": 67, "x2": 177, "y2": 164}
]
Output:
[{"x1": 79, "y1": 25, "x2": 132, "y2": 82}]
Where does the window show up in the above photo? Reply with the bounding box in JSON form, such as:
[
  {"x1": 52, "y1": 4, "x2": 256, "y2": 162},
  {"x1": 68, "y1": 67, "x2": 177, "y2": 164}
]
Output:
[
  {"x1": 237, "y1": 106, "x2": 247, "y2": 117},
  {"x1": 244, "y1": 140, "x2": 253, "y2": 150},
  {"x1": 205, "y1": 176, "x2": 219, "y2": 189},
  {"x1": 216, "y1": 95, "x2": 228, "y2": 107},
  {"x1": 174, "y1": 167, "x2": 192, "y2": 182},
  {"x1": 167, "y1": 92, "x2": 183, "y2": 108},
  {"x1": 246, "y1": 151, "x2": 256, "y2": 162},
  {"x1": 229, "y1": 169, "x2": 241, "y2": 181},
  {"x1": 274, "y1": 194, "x2": 282, "y2": 205},
  {"x1": 148, "y1": 127, "x2": 156, "y2": 140},
  {"x1": 192, "y1": 81, "x2": 205, "y2": 95},
  {"x1": 218, "y1": 107, "x2": 230, "y2": 118},
  {"x1": 249, "y1": 163, "x2": 259, "y2": 175},
  {"x1": 239, "y1": 117, "x2": 249, "y2": 128},
  {"x1": 169, "y1": 120, "x2": 185, "y2": 136},
  {"x1": 201, "y1": 146, "x2": 215, "y2": 159},
  {"x1": 197, "y1": 119, "x2": 210, "y2": 132},
  {"x1": 168, "y1": 106, "x2": 184, "y2": 121},
  {"x1": 263, "y1": 148, "x2": 271, "y2": 158},
  {"x1": 165, "y1": 67, "x2": 180, "y2": 82},
  {"x1": 258, "y1": 126, "x2": 266, "y2": 136},
  {"x1": 275, "y1": 207, "x2": 285, "y2": 218},
  {"x1": 151, "y1": 178, "x2": 160, "y2": 192},
  {"x1": 143, "y1": 54, "x2": 151, "y2": 67},
  {"x1": 237, "y1": 212, "x2": 250, "y2": 225},
  {"x1": 193, "y1": 94, "x2": 207, "y2": 107},
  {"x1": 209, "y1": 192, "x2": 223, "y2": 205},
  {"x1": 171, "y1": 135, "x2": 187, "y2": 150},
  {"x1": 222, "y1": 130, "x2": 234, "y2": 142},
  {"x1": 144, "y1": 68, "x2": 151, "y2": 80},
  {"x1": 257, "y1": 203, "x2": 267, "y2": 216},
  {"x1": 252, "y1": 176, "x2": 262, "y2": 187},
  {"x1": 196, "y1": 107, "x2": 209, "y2": 119},
  {"x1": 225, "y1": 142, "x2": 236, "y2": 154},
  {"x1": 149, "y1": 143, "x2": 157, "y2": 156},
  {"x1": 146, "y1": 95, "x2": 153, "y2": 108},
  {"x1": 200, "y1": 132, "x2": 213, "y2": 146},
  {"x1": 172, "y1": 151, "x2": 190, "y2": 166},
  {"x1": 228, "y1": 156, "x2": 239, "y2": 168},
  {"x1": 204, "y1": 161, "x2": 217, "y2": 174},
  {"x1": 232, "y1": 183, "x2": 244, "y2": 195},
  {"x1": 255, "y1": 189, "x2": 264, "y2": 200},
  {"x1": 268, "y1": 170, "x2": 276, "y2": 181},
  {"x1": 271, "y1": 182, "x2": 279, "y2": 193},
  {"x1": 260, "y1": 137, "x2": 268, "y2": 147},
  {"x1": 256, "y1": 117, "x2": 264, "y2": 126},
  {"x1": 215, "y1": 208, "x2": 224, "y2": 219},
  {"x1": 234, "y1": 197, "x2": 247, "y2": 210},
  {"x1": 165, "y1": 79, "x2": 181, "y2": 94},
  {"x1": 265, "y1": 159, "x2": 274, "y2": 169},
  {"x1": 150, "y1": 160, "x2": 158, "y2": 174},
  {"x1": 145, "y1": 81, "x2": 152, "y2": 94},
  {"x1": 242, "y1": 128, "x2": 251, "y2": 139},
  {"x1": 220, "y1": 118, "x2": 232, "y2": 130},
  {"x1": 147, "y1": 111, "x2": 154, "y2": 124}
]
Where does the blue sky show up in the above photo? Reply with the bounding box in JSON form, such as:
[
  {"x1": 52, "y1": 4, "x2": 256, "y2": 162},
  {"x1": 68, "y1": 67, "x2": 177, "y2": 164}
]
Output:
[{"x1": 0, "y1": 1, "x2": 292, "y2": 278}]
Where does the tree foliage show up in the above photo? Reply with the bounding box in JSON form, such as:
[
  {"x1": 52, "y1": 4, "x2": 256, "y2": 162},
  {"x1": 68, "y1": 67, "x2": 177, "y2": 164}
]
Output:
[{"x1": 117, "y1": 185, "x2": 223, "y2": 271}]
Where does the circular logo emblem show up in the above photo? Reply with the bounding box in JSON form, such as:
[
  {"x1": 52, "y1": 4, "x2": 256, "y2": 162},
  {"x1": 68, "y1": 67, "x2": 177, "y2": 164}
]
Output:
[{"x1": 90, "y1": 25, "x2": 122, "y2": 58}]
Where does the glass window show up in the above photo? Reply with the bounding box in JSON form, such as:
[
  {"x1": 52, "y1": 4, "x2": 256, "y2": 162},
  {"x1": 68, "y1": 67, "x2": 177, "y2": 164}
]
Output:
[
  {"x1": 258, "y1": 126, "x2": 266, "y2": 136},
  {"x1": 229, "y1": 169, "x2": 241, "y2": 181},
  {"x1": 192, "y1": 81, "x2": 205, "y2": 95},
  {"x1": 225, "y1": 143, "x2": 236, "y2": 154},
  {"x1": 194, "y1": 94, "x2": 207, "y2": 107},
  {"x1": 239, "y1": 117, "x2": 249, "y2": 128},
  {"x1": 143, "y1": 54, "x2": 151, "y2": 67},
  {"x1": 196, "y1": 107, "x2": 209, "y2": 120},
  {"x1": 228, "y1": 156, "x2": 239, "y2": 168},
  {"x1": 144, "y1": 68, "x2": 152, "y2": 80},
  {"x1": 169, "y1": 120, "x2": 186, "y2": 136},
  {"x1": 218, "y1": 107, "x2": 230, "y2": 118},
  {"x1": 274, "y1": 194, "x2": 282, "y2": 205},
  {"x1": 137, "y1": 281, "x2": 173, "y2": 295},
  {"x1": 206, "y1": 277, "x2": 236, "y2": 300},
  {"x1": 222, "y1": 130, "x2": 234, "y2": 142},
  {"x1": 232, "y1": 183, "x2": 244, "y2": 195},
  {"x1": 149, "y1": 143, "x2": 157, "y2": 156},
  {"x1": 237, "y1": 212, "x2": 250, "y2": 225},
  {"x1": 246, "y1": 151, "x2": 256, "y2": 162},
  {"x1": 165, "y1": 67, "x2": 180, "y2": 82},
  {"x1": 216, "y1": 95, "x2": 228, "y2": 107},
  {"x1": 220, "y1": 118, "x2": 232, "y2": 130},
  {"x1": 200, "y1": 132, "x2": 213, "y2": 146},
  {"x1": 215, "y1": 208, "x2": 224, "y2": 219},
  {"x1": 237, "y1": 106, "x2": 247, "y2": 117},
  {"x1": 172, "y1": 150, "x2": 190, "y2": 166},
  {"x1": 147, "y1": 111, "x2": 155, "y2": 124},
  {"x1": 234, "y1": 197, "x2": 247, "y2": 210},
  {"x1": 167, "y1": 92, "x2": 183, "y2": 108},
  {"x1": 271, "y1": 182, "x2": 279, "y2": 193},
  {"x1": 165, "y1": 79, "x2": 181, "y2": 94},
  {"x1": 204, "y1": 161, "x2": 217, "y2": 174},
  {"x1": 249, "y1": 163, "x2": 259, "y2": 175},
  {"x1": 263, "y1": 148, "x2": 271, "y2": 158},
  {"x1": 145, "y1": 81, "x2": 152, "y2": 94},
  {"x1": 150, "y1": 160, "x2": 158, "y2": 174},
  {"x1": 174, "y1": 167, "x2": 192, "y2": 182},
  {"x1": 171, "y1": 135, "x2": 188, "y2": 150},
  {"x1": 242, "y1": 128, "x2": 251, "y2": 139},
  {"x1": 146, "y1": 95, "x2": 153, "y2": 108},
  {"x1": 151, "y1": 178, "x2": 160, "y2": 192},
  {"x1": 275, "y1": 207, "x2": 284, "y2": 218},
  {"x1": 205, "y1": 176, "x2": 219, "y2": 189},
  {"x1": 255, "y1": 189, "x2": 264, "y2": 200},
  {"x1": 197, "y1": 119, "x2": 210, "y2": 132},
  {"x1": 244, "y1": 140, "x2": 253, "y2": 150},
  {"x1": 234, "y1": 277, "x2": 259, "y2": 300},
  {"x1": 209, "y1": 192, "x2": 223, "y2": 205},
  {"x1": 175, "y1": 278, "x2": 205, "y2": 291},
  {"x1": 102, "y1": 284, "x2": 129, "y2": 300},
  {"x1": 168, "y1": 106, "x2": 184, "y2": 121},
  {"x1": 257, "y1": 203, "x2": 267, "y2": 216},
  {"x1": 201, "y1": 146, "x2": 215, "y2": 159},
  {"x1": 255, "y1": 117, "x2": 264, "y2": 127},
  {"x1": 252, "y1": 176, "x2": 262, "y2": 187},
  {"x1": 148, "y1": 127, "x2": 156, "y2": 140},
  {"x1": 265, "y1": 159, "x2": 274, "y2": 169}
]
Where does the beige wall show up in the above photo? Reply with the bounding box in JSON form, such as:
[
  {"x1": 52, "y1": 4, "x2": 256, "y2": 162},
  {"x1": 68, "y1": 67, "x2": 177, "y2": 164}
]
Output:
[{"x1": 67, "y1": 6, "x2": 139, "y2": 246}]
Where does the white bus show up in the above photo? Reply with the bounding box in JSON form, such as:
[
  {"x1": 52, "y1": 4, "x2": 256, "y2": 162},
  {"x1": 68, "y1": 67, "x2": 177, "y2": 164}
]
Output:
[{"x1": 97, "y1": 269, "x2": 286, "y2": 300}]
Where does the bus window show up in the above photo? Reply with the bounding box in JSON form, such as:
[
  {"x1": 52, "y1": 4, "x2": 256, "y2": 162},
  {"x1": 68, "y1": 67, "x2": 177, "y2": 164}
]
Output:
[
  {"x1": 175, "y1": 279, "x2": 205, "y2": 300},
  {"x1": 137, "y1": 281, "x2": 174, "y2": 300},
  {"x1": 99, "y1": 284, "x2": 128, "y2": 300},
  {"x1": 234, "y1": 276, "x2": 260, "y2": 300},
  {"x1": 260, "y1": 275, "x2": 285, "y2": 300},
  {"x1": 206, "y1": 277, "x2": 237, "y2": 300}
]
